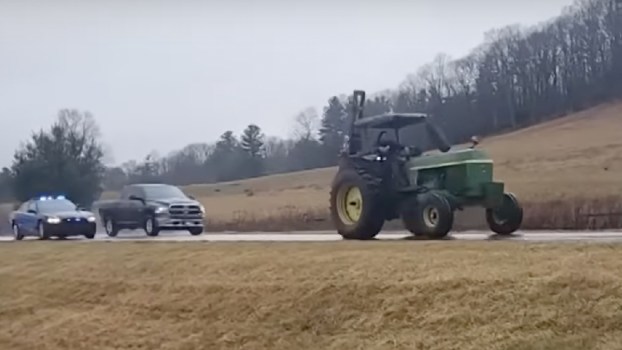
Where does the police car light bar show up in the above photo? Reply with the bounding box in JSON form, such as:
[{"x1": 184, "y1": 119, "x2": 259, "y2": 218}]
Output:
[{"x1": 38, "y1": 195, "x2": 67, "y2": 201}]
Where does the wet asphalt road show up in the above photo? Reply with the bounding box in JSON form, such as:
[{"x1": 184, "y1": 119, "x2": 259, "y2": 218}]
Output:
[{"x1": 2, "y1": 229, "x2": 622, "y2": 243}]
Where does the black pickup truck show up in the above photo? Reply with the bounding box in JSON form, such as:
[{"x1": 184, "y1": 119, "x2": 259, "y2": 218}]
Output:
[{"x1": 95, "y1": 183, "x2": 205, "y2": 237}]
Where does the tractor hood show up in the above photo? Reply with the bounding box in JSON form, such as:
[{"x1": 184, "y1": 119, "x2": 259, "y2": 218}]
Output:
[{"x1": 407, "y1": 148, "x2": 493, "y2": 171}]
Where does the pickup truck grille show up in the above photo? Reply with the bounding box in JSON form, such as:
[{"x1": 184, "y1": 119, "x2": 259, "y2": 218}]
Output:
[{"x1": 169, "y1": 204, "x2": 202, "y2": 217}]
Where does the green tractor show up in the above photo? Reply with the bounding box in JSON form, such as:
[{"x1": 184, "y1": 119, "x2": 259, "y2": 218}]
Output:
[{"x1": 329, "y1": 90, "x2": 523, "y2": 240}]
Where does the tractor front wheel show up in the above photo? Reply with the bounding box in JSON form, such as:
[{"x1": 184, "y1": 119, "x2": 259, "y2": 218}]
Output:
[
  {"x1": 330, "y1": 168, "x2": 385, "y2": 240},
  {"x1": 486, "y1": 192, "x2": 523, "y2": 235},
  {"x1": 402, "y1": 192, "x2": 454, "y2": 239}
]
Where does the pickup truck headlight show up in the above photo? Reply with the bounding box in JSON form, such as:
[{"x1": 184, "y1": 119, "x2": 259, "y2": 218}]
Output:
[
  {"x1": 46, "y1": 217, "x2": 61, "y2": 224},
  {"x1": 87, "y1": 216, "x2": 96, "y2": 223},
  {"x1": 154, "y1": 206, "x2": 168, "y2": 214},
  {"x1": 200, "y1": 205, "x2": 205, "y2": 215}
]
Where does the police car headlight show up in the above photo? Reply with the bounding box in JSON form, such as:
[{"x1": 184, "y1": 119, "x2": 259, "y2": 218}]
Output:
[
  {"x1": 154, "y1": 206, "x2": 168, "y2": 214},
  {"x1": 47, "y1": 217, "x2": 61, "y2": 224},
  {"x1": 87, "y1": 216, "x2": 96, "y2": 223}
]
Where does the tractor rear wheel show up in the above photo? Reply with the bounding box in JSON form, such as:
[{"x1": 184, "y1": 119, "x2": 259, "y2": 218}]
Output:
[
  {"x1": 402, "y1": 192, "x2": 454, "y2": 239},
  {"x1": 330, "y1": 168, "x2": 385, "y2": 240},
  {"x1": 486, "y1": 192, "x2": 522, "y2": 235}
]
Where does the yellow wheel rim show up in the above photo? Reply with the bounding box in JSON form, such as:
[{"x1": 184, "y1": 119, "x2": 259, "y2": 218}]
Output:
[
  {"x1": 423, "y1": 206, "x2": 440, "y2": 227},
  {"x1": 336, "y1": 185, "x2": 363, "y2": 225}
]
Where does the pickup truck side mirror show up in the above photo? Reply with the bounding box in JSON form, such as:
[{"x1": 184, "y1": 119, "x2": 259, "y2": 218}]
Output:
[
  {"x1": 129, "y1": 195, "x2": 145, "y2": 203},
  {"x1": 188, "y1": 195, "x2": 196, "y2": 200},
  {"x1": 27, "y1": 209, "x2": 37, "y2": 215}
]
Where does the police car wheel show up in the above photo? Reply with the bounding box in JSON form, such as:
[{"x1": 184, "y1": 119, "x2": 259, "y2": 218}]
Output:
[
  {"x1": 12, "y1": 223, "x2": 24, "y2": 241},
  {"x1": 38, "y1": 222, "x2": 49, "y2": 240}
]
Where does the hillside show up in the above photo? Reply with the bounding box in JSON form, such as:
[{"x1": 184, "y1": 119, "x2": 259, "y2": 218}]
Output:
[{"x1": 178, "y1": 101, "x2": 622, "y2": 229}]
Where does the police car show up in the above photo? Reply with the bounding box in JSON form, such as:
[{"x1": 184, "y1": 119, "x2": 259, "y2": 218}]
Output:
[{"x1": 9, "y1": 195, "x2": 97, "y2": 240}]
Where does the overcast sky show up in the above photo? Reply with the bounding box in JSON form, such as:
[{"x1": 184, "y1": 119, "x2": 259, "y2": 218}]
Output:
[{"x1": 0, "y1": 0, "x2": 575, "y2": 167}]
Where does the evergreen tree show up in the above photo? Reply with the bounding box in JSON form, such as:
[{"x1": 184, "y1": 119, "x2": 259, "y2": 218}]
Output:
[
  {"x1": 10, "y1": 109, "x2": 106, "y2": 206},
  {"x1": 206, "y1": 130, "x2": 246, "y2": 181},
  {"x1": 240, "y1": 124, "x2": 265, "y2": 177},
  {"x1": 319, "y1": 96, "x2": 347, "y2": 165}
]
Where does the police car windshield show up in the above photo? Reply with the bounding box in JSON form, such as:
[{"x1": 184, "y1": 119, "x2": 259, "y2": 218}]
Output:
[
  {"x1": 143, "y1": 186, "x2": 187, "y2": 200},
  {"x1": 37, "y1": 199, "x2": 77, "y2": 213}
]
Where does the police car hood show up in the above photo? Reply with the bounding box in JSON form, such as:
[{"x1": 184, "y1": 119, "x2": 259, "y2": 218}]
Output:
[{"x1": 46, "y1": 211, "x2": 94, "y2": 219}]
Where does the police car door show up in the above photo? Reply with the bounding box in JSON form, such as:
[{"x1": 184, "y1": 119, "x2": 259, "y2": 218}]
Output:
[{"x1": 23, "y1": 201, "x2": 39, "y2": 234}]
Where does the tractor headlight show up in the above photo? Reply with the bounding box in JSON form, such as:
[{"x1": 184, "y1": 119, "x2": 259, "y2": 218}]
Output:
[
  {"x1": 46, "y1": 217, "x2": 61, "y2": 224},
  {"x1": 87, "y1": 216, "x2": 96, "y2": 223}
]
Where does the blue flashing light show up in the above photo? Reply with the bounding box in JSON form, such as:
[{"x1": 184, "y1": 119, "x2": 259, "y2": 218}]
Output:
[{"x1": 36, "y1": 195, "x2": 67, "y2": 201}]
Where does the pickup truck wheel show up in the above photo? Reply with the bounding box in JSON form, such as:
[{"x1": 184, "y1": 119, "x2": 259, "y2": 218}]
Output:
[
  {"x1": 188, "y1": 227, "x2": 203, "y2": 236},
  {"x1": 12, "y1": 223, "x2": 24, "y2": 241},
  {"x1": 144, "y1": 216, "x2": 160, "y2": 237},
  {"x1": 103, "y1": 217, "x2": 119, "y2": 237}
]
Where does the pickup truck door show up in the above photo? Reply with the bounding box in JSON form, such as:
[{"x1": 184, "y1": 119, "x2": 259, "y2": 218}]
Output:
[
  {"x1": 120, "y1": 186, "x2": 147, "y2": 225},
  {"x1": 108, "y1": 200, "x2": 129, "y2": 224},
  {"x1": 125, "y1": 198, "x2": 145, "y2": 225}
]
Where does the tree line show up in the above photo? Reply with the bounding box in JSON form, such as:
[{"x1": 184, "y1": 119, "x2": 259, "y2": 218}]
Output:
[{"x1": 1, "y1": 0, "x2": 620, "y2": 203}]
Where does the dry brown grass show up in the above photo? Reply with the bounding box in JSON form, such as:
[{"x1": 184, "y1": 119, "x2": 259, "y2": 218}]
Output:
[
  {"x1": 180, "y1": 101, "x2": 622, "y2": 231},
  {"x1": 2, "y1": 241, "x2": 622, "y2": 349}
]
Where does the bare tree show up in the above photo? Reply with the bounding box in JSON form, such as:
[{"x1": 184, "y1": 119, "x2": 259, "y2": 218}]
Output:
[{"x1": 292, "y1": 107, "x2": 320, "y2": 141}]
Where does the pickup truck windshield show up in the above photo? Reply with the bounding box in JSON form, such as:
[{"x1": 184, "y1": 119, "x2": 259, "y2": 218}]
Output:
[
  {"x1": 143, "y1": 186, "x2": 188, "y2": 200},
  {"x1": 37, "y1": 199, "x2": 77, "y2": 213}
]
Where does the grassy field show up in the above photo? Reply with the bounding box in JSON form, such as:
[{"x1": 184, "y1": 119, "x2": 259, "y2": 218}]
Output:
[
  {"x1": 179, "y1": 101, "x2": 622, "y2": 231},
  {"x1": 2, "y1": 241, "x2": 622, "y2": 349}
]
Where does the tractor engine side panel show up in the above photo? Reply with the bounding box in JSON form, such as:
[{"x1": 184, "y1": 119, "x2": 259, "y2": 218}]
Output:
[
  {"x1": 414, "y1": 162, "x2": 496, "y2": 197},
  {"x1": 463, "y1": 162, "x2": 495, "y2": 196}
]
